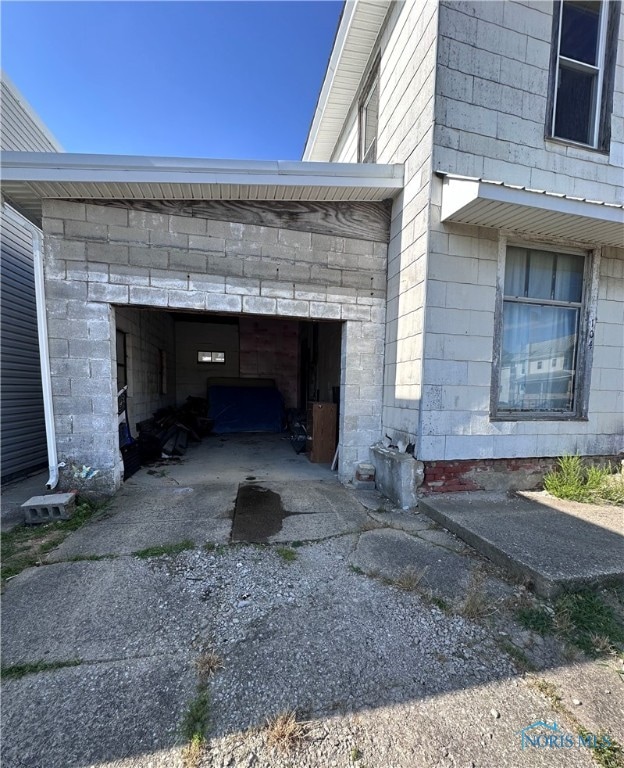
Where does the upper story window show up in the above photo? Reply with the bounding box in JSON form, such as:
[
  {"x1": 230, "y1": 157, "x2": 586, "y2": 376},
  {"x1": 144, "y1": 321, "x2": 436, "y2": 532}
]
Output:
[
  {"x1": 358, "y1": 63, "x2": 379, "y2": 163},
  {"x1": 547, "y1": 0, "x2": 620, "y2": 150}
]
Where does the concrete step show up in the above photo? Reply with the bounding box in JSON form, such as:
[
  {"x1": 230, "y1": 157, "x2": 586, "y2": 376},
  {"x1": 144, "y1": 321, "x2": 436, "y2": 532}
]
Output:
[{"x1": 419, "y1": 491, "x2": 624, "y2": 598}]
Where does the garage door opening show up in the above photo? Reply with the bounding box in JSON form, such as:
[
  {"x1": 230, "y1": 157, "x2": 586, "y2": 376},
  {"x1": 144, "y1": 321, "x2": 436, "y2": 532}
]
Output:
[{"x1": 114, "y1": 306, "x2": 343, "y2": 482}]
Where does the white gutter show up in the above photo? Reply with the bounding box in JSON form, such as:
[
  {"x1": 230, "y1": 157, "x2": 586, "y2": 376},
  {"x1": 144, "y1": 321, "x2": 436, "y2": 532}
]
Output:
[
  {"x1": 3, "y1": 204, "x2": 60, "y2": 489},
  {"x1": 1, "y1": 151, "x2": 404, "y2": 188}
]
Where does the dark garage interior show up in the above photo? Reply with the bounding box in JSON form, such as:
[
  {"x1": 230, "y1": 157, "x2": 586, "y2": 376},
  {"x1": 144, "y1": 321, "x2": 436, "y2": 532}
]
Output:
[{"x1": 114, "y1": 307, "x2": 343, "y2": 478}]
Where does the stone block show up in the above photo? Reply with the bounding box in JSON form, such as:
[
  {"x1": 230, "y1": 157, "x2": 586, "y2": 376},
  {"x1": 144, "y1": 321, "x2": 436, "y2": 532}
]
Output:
[
  {"x1": 43, "y1": 201, "x2": 86, "y2": 221},
  {"x1": 22, "y1": 493, "x2": 76, "y2": 525},
  {"x1": 226, "y1": 277, "x2": 260, "y2": 296},
  {"x1": 205, "y1": 294, "x2": 242, "y2": 313},
  {"x1": 128, "y1": 211, "x2": 168, "y2": 231},
  {"x1": 310, "y1": 302, "x2": 341, "y2": 319},
  {"x1": 129, "y1": 246, "x2": 168, "y2": 269},
  {"x1": 168, "y1": 250, "x2": 208, "y2": 271},
  {"x1": 242, "y1": 296, "x2": 277, "y2": 315},
  {"x1": 65, "y1": 220, "x2": 107, "y2": 241},
  {"x1": 370, "y1": 444, "x2": 425, "y2": 509},
  {"x1": 168, "y1": 290, "x2": 206, "y2": 310},
  {"x1": 149, "y1": 270, "x2": 188, "y2": 290},
  {"x1": 86, "y1": 205, "x2": 129, "y2": 226},
  {"x1": 149, "y1": 230, "x2": 188, "y2": 248},
  {"x1": 128, "y1": 286, "x2": 167, "y2": 306},
  {"x1": 88, "y1": 283, "x2": 129, "y2": 303},
  {"x1": 188, "y1": 234, "x2": 226, "y2": 252},
  {"x1": 86, "y1": 242, "x2": 129, "y2": 265},
  {"x1": 260, "y1": 281, "x2": 294, "y2": 299},
  {"x1": 276, "y1": 299, "x2": 309, "y2": 317},
  {"x1": 169, "y1": 216, "x2": 207, "y2": 235}
]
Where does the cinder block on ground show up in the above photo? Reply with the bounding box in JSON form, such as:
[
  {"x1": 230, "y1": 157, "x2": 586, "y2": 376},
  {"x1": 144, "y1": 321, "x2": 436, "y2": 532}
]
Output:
[{"x1": 22, "y1": 493, "x2": 77, "y2": 525}]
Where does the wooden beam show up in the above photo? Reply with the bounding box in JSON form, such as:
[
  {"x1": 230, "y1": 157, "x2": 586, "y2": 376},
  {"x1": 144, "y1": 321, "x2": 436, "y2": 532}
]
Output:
[{"x1": 78, "y1": 198, "x2": 392, "y2": 243}]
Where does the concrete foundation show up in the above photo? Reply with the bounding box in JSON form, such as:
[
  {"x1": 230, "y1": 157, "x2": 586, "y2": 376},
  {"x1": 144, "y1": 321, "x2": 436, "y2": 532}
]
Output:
[{"x1": 370, "y1": 443, "x2": 424, "y2": 509}]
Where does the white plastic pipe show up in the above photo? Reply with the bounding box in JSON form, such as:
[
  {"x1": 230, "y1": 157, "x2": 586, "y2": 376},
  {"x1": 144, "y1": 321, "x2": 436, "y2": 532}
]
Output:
[{"x1": 31, "y1": 228, "x2": 60, "y2": 489}]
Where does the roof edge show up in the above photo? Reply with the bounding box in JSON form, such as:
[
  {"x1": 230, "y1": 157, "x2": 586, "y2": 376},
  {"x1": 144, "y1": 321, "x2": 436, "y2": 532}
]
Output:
[{"x1": 1, "y1": 151, "x2": 404, "y2": 187}]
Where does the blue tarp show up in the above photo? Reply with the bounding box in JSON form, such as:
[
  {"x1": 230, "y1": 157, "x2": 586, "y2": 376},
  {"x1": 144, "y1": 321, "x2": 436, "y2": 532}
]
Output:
[{"x1": 208, "y1": 385, "x2": 284, "y2": 433}]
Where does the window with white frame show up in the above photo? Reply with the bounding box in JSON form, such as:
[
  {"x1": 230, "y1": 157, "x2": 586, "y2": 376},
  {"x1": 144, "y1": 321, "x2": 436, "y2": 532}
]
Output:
[
  {"x1": 494, "y1": 245, "x2": 588, "y2": 417},
  {"x1": 548, "y1": 0, "x2": 620, "y2": 149},
  {"x1": 358, "y1": 62, "x2": 379, "y2": 163}
]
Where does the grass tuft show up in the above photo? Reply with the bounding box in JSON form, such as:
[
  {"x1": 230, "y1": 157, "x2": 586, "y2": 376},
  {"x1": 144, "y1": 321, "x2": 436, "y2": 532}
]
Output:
[
  {"x1": 264, "y1": 711, "x2": 305, "y2": 753},
  {"x1": 181, "y1": 734, "x2": 203, "y2": 768},
  {"x1": 544, "y1": 455, "x2": 624, "y2": 505},
  {"x1": 181, "y1": 688, "x2": 210, "y2": 745},
  {"x1": 275, "y1": 546, "x2": 297, "y2": 563},
  {"x1": 515, "y1": 605, "x2": 554, "y2": 635},
  {"x1": 1, "y1": 658, "x2": 82, "y2": 680},
  {"x1": 195, "y1": 651, "x2": 223, "y2": 683},
  {"x1": 133, "y1": 540, "x2": 194, "y2": 559},
  {"x1": 394, "y1": 566, "x2": 428, "y2": 592},
  {"x1": 461, "y1": 569, "x2": 497, "y2": 620},
  {"x1": 555, "y1": 589, "x2": 624, "y2": 657}
]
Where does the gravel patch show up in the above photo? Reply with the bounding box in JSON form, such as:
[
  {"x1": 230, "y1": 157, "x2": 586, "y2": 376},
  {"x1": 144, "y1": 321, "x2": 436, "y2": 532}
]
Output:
[{"x1": 148, "y1": 535, "x2": 559, "y2": 767}]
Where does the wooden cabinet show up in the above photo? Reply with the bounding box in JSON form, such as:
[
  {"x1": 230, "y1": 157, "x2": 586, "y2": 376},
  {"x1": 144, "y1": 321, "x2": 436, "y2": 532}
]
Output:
[{"x1": 307, "y1": 402, "x2": 337, "y2": 463}]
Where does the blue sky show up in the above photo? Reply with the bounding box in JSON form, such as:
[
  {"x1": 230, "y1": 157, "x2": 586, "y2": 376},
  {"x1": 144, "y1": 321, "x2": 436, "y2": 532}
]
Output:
[{"x1": 2, "y1": 1, "x2": 342, "y2": 159}]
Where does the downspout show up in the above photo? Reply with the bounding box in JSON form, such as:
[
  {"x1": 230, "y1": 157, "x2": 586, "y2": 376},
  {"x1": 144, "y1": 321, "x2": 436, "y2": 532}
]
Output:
[{"x1": 31, "y1": 227, "x2": 61, "y2": 489}]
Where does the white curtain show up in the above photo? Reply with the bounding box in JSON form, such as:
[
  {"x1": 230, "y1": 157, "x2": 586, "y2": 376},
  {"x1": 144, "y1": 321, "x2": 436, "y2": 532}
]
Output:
[{"x1": 499, "y1": 303, "x2": 578, "y2": 411}]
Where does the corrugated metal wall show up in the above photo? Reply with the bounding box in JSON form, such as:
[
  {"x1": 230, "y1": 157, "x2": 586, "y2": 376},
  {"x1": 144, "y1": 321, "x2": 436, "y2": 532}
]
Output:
[
  {"x1": 0, "y1": 78, "x2": 61, "y2": 151},
  {"x1": 1, "y1": 210, "x2": 47, "y2": 481}
]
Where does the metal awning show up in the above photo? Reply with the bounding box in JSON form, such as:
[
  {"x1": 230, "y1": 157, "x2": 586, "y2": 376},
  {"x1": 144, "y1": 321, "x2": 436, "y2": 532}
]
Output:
[
  {"x1": 440, "y1": 174, "x2": 624, "y2": 248},
  {"x1": 0, "y1": 151, "x2": 404, "y2": 226}
]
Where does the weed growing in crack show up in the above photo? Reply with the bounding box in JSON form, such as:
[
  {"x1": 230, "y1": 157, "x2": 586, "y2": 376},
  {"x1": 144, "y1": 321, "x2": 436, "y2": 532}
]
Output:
[
  {"x1": 181, "y1": 687, "x2": 210, "y2": 768},
  {"x1": 1, "y1": 659, "x2": 82, "y2": 679},
  {"x1": 264, "y1": 711, "x2": 305, "y2": 753},
  {"x1": 393, "y1": 566, "x2": 428, "y2": 592},
  {"x1": 461, "y1": 570, "x2": 498, "y2": 620},
  {"x1": 133, "y1": 540, "x2": 195, "y2": 559},
  {"x1": 195, "y1": 651, "x2": 223, "y2": 683},
  {"x1": 276, "y1": 546, "x2": 297, "y2": 563}
]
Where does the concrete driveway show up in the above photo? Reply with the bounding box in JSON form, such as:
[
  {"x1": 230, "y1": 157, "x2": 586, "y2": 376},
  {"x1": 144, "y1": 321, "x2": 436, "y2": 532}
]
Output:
[{"x1": 1, "y1": 436, "x2": 619, "y2": 767}]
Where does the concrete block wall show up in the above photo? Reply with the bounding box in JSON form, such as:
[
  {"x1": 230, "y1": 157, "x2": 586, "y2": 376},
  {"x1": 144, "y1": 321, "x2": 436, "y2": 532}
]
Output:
[
  {"x1": 175, "y1": 320, "x2": 240, "y2": 402},
  {"x1": 115, "y1": 306, "x2": 176, "y2": 427},
  {"x1": 239, "y1": 317, "x2": 299, "y2": 408},
  {"x1": 41, "y1": 200, "x2": 388, "y2": 494},
  {"x1": 420, "y1": 179, "x2": 624, "y2": 462},
  {"x1": 331, "y1": 0, "x2": 439, "y2": 448},
  {"x1": 434, "y1": 1, "x2": 624, "y2": 204}
]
